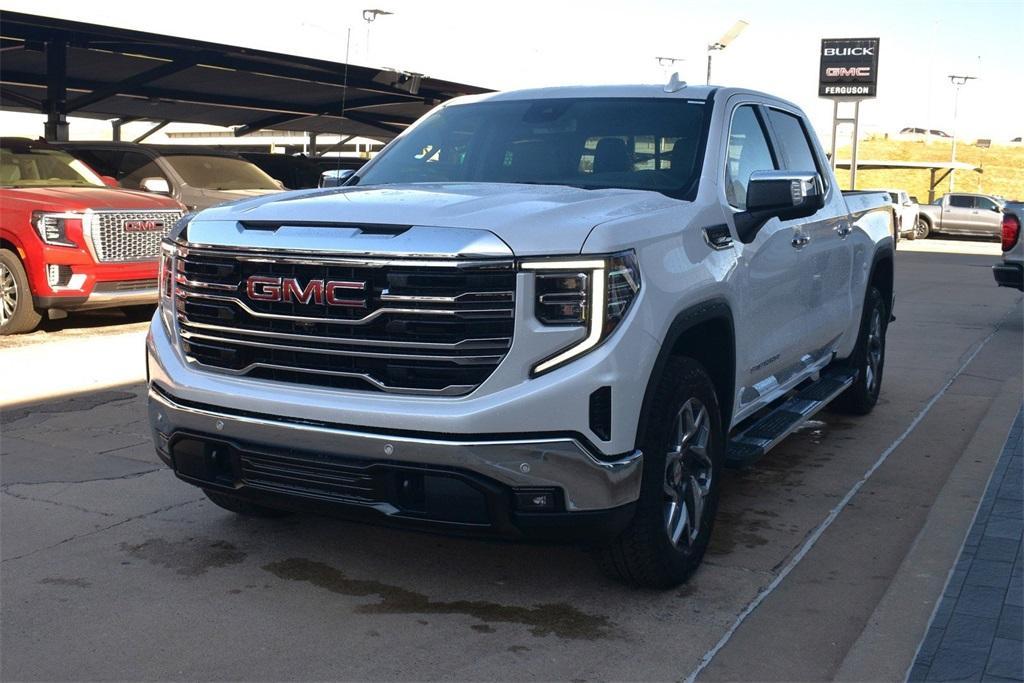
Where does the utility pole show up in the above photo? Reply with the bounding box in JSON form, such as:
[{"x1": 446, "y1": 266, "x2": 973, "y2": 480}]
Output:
[
  {"x1": 947, "y1": 74, "x2": 976, "y2": 192},
  {"x1": 706, "y1": 20, "x2": 748, "y2": 85}
]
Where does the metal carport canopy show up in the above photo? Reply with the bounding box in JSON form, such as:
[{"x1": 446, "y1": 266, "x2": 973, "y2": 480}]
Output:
[
  {"x1": 833, "y1": 160, "x2": 983, "y2": 203},
  {"x1": 0, "y1": 11, "x2": 491, "y2": 142}
]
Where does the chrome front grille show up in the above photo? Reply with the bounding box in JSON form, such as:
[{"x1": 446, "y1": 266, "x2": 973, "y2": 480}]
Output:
[
  {"x1": 173, "y1": 245, "x2": 516, "y2": 396},
  {"x1": 90, "y1": 210, "x2": 184, "y2": 262}
]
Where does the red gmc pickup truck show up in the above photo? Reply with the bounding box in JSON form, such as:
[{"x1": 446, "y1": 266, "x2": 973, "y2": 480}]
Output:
[{"x1": 1, "y1": 138, "x2": 185, "y2": 334}]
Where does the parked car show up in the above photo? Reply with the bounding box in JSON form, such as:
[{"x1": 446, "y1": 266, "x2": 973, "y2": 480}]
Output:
[
  {"x1": 55, "y1": 143, "x2": 283, "y2": 211},
  {"x1": 0, "y1": 138, "x2": 185, "y2": 334},
  {"x1": 239, "y1": 152, "x2": 324, "y2": 190},
  {"x1": 899, "y1": 127, "x2": 951, "y2": 138},
  {"x1": 993, "y1": 201, "x2": 1023, "y2": 291},
  {"x1": 916, "y1": 192, "x2": 1005, "y2": 239},
  {"x1": 148, "y1": 84, "x2": 894, "y2": 588},
  {"x1": 866, "y1": 189, "x2": 918, "y2": 240}
]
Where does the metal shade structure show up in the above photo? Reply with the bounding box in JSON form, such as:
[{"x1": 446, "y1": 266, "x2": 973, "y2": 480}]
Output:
[
  {"x1": 0, "y1": 11, "x2": 491, "y2": 142},
  {"x1": 833, "y1": 159, "x2": 983, "y2": 203}
]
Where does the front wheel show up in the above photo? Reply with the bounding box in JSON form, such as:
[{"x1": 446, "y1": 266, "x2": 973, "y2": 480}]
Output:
[
  {"x1": 598, "y1": 357, "x2": 724, "y2": 588},
  {"x1": 914, "y1": 218, "x2": 931, "y2": 240},
  {"x1": 832, "y1": 286, "x2": 887, "y2": 415},
  {"x1": 0, "y1": 249, "x2": 42, "y2": 335}
]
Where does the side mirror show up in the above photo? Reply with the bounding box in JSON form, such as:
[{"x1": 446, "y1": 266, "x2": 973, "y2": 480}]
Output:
[
  {"x1": 319, "y1": 169, "x2": 355, "y2": 188},
  {"x1": 100, "y1": 175, "x2": 120, "y2": 188},
  {"x1": 140, "y1": 177, "x2": 171, "y2": 195},
  {"x1": 734, "y1": 170, "x2": 825, "y2": 243}
]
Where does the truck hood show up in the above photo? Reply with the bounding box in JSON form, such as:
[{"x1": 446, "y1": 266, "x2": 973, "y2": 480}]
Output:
[
  {"x1": 196, "y1": 182, "x2": 681, "y2": 255},
  {"x1": 0, "y1": 186, "x2": 184, "y2": 211}
]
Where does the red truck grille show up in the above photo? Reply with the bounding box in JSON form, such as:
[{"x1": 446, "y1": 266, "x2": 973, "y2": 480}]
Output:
[
  {"x1": 89, "y1": 210, "x2": 184, "y2": 262},
  {"x1": 172, "y1": 245, "x2": 516, "y2": 396}
]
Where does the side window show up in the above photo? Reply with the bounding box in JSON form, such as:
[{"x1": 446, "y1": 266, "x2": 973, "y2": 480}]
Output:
[
  {"x1": 767, "y1": 108, "x2": 827, "y2": 191},
  {"x1": 948, "y1": 195, "x2": 973, "y2": 208},
  {"x1": 725, "y1": 105, "x2": 777, "y2": 210},
  {"x1": 119, "y1": 153, "x2": 165, "y2": 190},
  {"x1": 976, "y1": 197, "x2": 998, "y2": 211},
  {"x1": 71, "y1": 149, "x2": 122, "y2": 178}
]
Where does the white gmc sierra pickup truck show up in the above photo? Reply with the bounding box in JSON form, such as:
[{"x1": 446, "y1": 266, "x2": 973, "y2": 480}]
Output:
[{"x1": 148, "y1": 84, "x2": 894, "y2": 587}]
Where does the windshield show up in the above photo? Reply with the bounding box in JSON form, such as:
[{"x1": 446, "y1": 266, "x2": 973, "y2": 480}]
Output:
[
  {"x1": 357, "y1": 97, "x2": 709, "y2": 197},
  {"x1": 1, "y1": 144, "x2": 105, "y2": 188},
  {"x1": 164, "y1": 155, "x2": 280, "y2": 190}
]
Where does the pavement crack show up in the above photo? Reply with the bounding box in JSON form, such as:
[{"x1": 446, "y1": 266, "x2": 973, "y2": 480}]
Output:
[
  {"x1": 1, "y1": 489, "x2": 116, "y2": 517},
  {"x1": 1, "y1": 468, "x2": 163, "y2": 487},
  {"x1": 0, "y1": 496, "x2": 205, "y2": 564}
]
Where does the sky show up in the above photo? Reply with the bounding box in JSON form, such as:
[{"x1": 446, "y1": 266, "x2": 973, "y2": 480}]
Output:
[{"x1": 2, "y1": 0, "x2": 1023, "y2": 144}]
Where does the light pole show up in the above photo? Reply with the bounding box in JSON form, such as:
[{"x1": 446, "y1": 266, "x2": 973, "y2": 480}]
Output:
[
  {"x1": 362, "y1": 9, "x2": 393, "y2": 62},
  {"x1": 947, "y1": 74, "x2": 976, "y2": 191},
  {"x1": 656, "y1": 56, "x2": 685, "y2": 81},
  {"x1": 706, "y1": 20, "x2": 748, "y2": 85}
]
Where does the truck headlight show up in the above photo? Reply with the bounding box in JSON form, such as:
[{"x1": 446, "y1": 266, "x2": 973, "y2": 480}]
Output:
[
  {"x1": 522, "y1": 250, "x2": 641, "y2": 375},
  {"x1": 158, "y1": 239, "x2": 177, "y2": 336},
  {"x1": 31, "y1": 211, "x2": 80, "y2": 247}
]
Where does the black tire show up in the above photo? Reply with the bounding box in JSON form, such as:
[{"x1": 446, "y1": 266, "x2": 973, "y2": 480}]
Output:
[
  {"x1": 204, "y1": 490, "x2": 293, "y2": 518},
  {"x1": 598, "y1": 357, "x2": 724, "y2": 588},
  {"x1": 0, "y1": 249, "x2": 42, "y2": 335},
  {"x1": 914, "y1": 217, "x2": 931, "y2": 240},
  {"x1": 832, "y1": 286, "x2": 887, "y2": 415}
]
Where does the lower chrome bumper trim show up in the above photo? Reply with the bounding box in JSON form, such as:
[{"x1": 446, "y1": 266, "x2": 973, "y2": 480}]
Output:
[{"x1": 148, "y1": 387, "x2": 643, "y2": 511}]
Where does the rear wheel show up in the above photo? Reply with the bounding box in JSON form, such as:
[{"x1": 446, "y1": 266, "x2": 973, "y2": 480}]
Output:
[
  {"x1": 204, "y1": 490, "x2": 293, "y2": 518},
  {"x1": 914, "y1": 217, "x2": 931, "y2": 240},
  {"x1": 832, "y1": 286, "x2": 887, "y2": 415},
  {"x1": 598, "y1": 357, "x2": 723, "y2": 588},
  {"x1": 0, "y1": 249, "x2": 42, "y2": 335}
]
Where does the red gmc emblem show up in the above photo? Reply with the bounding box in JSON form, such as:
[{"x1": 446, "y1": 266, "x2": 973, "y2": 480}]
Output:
[
  {"x1": 123, "y1": 220, "x2": 166, "y2": 233},
  {"x1": 246, "y1": 276, "x2": 367, "y2": 307}
]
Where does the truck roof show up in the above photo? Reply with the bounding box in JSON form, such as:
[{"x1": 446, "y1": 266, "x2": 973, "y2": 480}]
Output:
[
  {"x1": 54, "y1": 141, "x2": 244, "y2": 158},
  {"x1": 448, "y1": 84, "x2": 794, "y2": 107}
]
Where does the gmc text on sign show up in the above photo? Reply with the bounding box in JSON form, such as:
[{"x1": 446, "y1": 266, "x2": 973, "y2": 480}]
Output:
[{"x1": 819, "y1": 38, "x2": 880, "y2": 98}]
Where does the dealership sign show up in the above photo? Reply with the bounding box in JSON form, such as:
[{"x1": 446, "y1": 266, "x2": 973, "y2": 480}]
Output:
[{"x1": 819, "y1": 38, "x2": 880, "y2": 98}]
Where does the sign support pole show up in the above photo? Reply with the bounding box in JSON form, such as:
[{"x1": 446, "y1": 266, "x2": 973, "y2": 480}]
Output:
[
  {"x1": 850, "y1": 100, "x2": 861, "y2": 190},
  {"x1": 828, "y1": 99, "x2": 864, "y2": 190}
]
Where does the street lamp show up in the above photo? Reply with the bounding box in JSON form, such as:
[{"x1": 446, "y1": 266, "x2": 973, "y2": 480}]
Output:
[
  {"x1": 656, "y1": 56, "x2": 685, "y2": 81},
  {"x1": 947, "y1": 74, "x2": 977, "y2": 192},
  {"x1": 706, "y1": 20, "x2": 748, "y2": 85},
  {"x1": 362, "y1": 9, "x2": 393, "y2": 61}
]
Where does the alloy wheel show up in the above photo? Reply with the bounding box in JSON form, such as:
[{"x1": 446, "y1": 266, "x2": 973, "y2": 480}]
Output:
[
  {"x1": 0, "y1": 262, "x2": 16, "y2": 328},
  {"x1": 663, "y1": 397, "x2": 713, "y2": 548},
  {"x1": 865, "y1": 306, "x2": 883, "y2": 394}
]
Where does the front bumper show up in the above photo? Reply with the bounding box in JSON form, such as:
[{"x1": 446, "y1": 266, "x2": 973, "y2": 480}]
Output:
[
  {"x1": 35, "y1": 281, "x2": 157, "y2": 311},
  {"x1": 149, "y1": 386, "x2": 642, "y2": 539},
  {"x1": 993, "y1": 262, "x2": 1023, "y2": 291}
]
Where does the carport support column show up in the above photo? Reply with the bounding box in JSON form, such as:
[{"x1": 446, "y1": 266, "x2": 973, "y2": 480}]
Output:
[{"x1": 44, "y1": 39, "x2": 69, "y2": 142}]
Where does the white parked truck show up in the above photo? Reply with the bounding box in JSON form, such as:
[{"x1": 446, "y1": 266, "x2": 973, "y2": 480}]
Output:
[{"x1": 148, "y1": 84, "x2": 895, "y2": 587}]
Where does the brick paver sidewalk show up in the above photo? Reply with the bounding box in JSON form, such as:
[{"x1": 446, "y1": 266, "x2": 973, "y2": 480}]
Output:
[{"x1": 909, "y1": 408, "x2": 1023, "y2": 681}]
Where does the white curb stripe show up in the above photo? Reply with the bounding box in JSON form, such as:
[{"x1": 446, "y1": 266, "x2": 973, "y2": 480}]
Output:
[{"x1": 683, "y1": 320, "x2": 1005, "y2": 683}]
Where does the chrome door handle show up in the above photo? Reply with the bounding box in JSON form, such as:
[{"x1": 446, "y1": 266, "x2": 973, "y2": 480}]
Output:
[
  {"x1": 792, "y1": 234, "x2": 810, "y2": 249},
  {"x1": 837, "y1": 225, "x2": 853, "y2": 238}
]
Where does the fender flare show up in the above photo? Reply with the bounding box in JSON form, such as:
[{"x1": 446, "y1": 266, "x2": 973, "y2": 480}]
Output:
[
  {"x1": 867, "y1": 243, "x2": 895, "y2": 316},
  {"x1": 634, "y1": 298, "x2": 736, "y2": 450}
]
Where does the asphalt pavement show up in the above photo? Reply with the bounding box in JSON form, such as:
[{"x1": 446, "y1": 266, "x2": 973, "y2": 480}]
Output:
[{"x1": 1, "y1": 239, "x2": 1020, "y2": 681}]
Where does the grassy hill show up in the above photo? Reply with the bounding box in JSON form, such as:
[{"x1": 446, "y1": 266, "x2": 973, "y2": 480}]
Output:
[{"x1": 832, "y1": 138, "x2": 1024, "y2": 202}]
